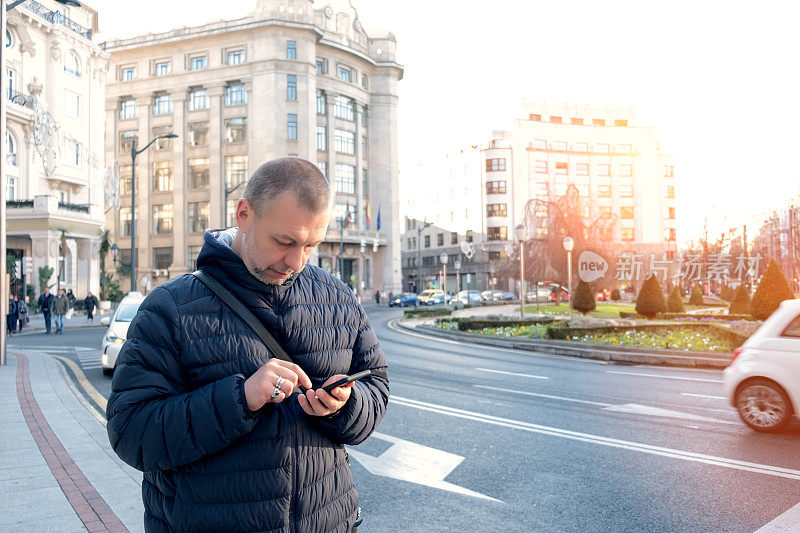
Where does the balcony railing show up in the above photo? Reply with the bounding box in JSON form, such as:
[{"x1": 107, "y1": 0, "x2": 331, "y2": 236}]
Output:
[
  {"x1": 22, "y1": 0, "x2": 92, "y2": 40},
  {"x1": 6, "y1": 200, "x2": 34, "y2": 209},
  {"x1": 58, "y1": 202, "x2": 89, "y2": 213},
  {"x1": 8, "y1": 90, "x2": 34, "y2": 110}
]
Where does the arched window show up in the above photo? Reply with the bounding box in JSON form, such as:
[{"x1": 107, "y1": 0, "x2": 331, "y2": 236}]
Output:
[
  {"x1": 5, "y1": 30, "x2": 12, "y2": 48},
  {"x1": 6, "y1": 132, "x2": 17, "y2": 166},
  {"x1": 64, "y1": 51, "x2": 80, "y2": 76}
]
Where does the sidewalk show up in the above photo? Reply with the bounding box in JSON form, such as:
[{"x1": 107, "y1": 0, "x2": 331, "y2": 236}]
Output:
[
  {"x1": 10, "y1": 310, "x2": 114, "y2": 335},
  {"x1": 0, "y1": 348, "x2": 144, "y2": 532}
]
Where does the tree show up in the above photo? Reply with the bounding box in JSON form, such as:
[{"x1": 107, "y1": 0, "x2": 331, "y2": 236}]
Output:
[
  {"x1": 37, "y1": 265, "x2": 54, "y2": 294},
  {"x1": 98, "y1": 229, "x2": 112, "y2": 299},
  {"x1": 729, "y1": 284, "x2": 752, "y2": 315},
  {"x1": 635, "y1": 274, "x2": 667, "y2": 318},
  {"x1": 667, "y1": 286, "x2": 685, "y2": 313},
  {"x1": 689, "y1": 285, "x2": 704, "y2": 306},
  {"x1": 750, "y1": 259, "x2": 795, "y2": 320},
  {"x1": 610, "y1": 288, "x2": 621, "y2": 301},
  {"x1": 101, "y1": 273, "x2": 124, "y2": 303},
  {"x1": 572, "y1": 280, "x2": 596, "y2": 315},
  {"x1": 720, "y1": 284, "x2": 735, "y2": 301}
]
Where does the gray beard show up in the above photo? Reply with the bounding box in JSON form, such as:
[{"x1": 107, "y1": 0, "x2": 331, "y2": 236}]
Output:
[{"x1": 241, "y1": 231, "x2": 292, "y2": 286}]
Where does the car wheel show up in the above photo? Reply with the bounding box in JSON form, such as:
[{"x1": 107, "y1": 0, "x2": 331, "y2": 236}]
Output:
[{"x1": 735, "y1": 379, "x2": 793, "y2": 432}]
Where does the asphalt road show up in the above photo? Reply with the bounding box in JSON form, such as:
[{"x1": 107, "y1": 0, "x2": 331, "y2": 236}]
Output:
[{"x1": 11, "y1": 307, "x2": 800, "y2": 532}]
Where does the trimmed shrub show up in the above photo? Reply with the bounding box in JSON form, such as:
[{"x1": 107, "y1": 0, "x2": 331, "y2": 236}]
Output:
[
  {"x1": 750, "y1": 259, "x2": 795, "y2": 320},
  {"x1": 610, "y1": 288, "x2": 621, "y2": 301},
  {"x1": 572, "y1": 280, "x2": 596, "y2": 315},
  {"x1": 404, "y1": 308, "x2": 452, "y2": 319},
  {"x1": 729, "y1": 284, "x2": 752, "y2": 315},
  {"x1": 667, "y1": 286, "x2": 685, "y2": 313},
  {"x1": 720, "y1": 285, "x2": 736, "y2": 301},
  {"x1": 689, "y1": 285, "x2": 704, "y2": 306},
  {"x1": 655, "y1": 313, "x2": 753, "y2": 321},
  {"x1": 635, "y1": 274, "x2": 668, "y2": 319}
]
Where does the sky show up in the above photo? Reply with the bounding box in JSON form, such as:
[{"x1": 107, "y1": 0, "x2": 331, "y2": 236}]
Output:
[{"x1": 90, "y1": 0, "x2": 800, "y2": 245}]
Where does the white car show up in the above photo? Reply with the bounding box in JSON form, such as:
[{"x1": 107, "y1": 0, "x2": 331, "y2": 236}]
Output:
[
  {"x1": 100, "y1": 292, "x2": 146, "y2": 376},
  {"x1": 723, "y1": 299, "x2": 800, "y2": 432}
]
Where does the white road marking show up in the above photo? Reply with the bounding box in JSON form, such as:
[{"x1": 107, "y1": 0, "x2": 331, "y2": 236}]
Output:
[
  {"x1": 756, "y1": 500, "x2": 800, "y2": 532},
  {"x1": 474, "y1": 368, "x2": 549, "y2": 380},
  {"x1": 390, "y1": 395, "x2": 800, "y2": 481},
  {"x1": 348, "y1": 432, "x2": 501, "y2": 502},
  {"x1": 682, "y1": 393, "x2": 726, "y2": 400},
  {"x1": 606, "y1": 370, "x2": 724, "y2": 384},
  {"x1": 473, "y1": 385, "x2": 611, "y2": 406}
]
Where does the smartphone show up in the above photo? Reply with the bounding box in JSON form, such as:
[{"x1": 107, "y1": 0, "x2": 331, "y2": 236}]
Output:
[{"x1": 320, "y1": 370, "x2": 372, "y2": 394}]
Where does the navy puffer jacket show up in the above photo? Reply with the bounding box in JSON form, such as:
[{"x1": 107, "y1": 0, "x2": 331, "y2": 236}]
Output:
[{"x1": 106, "y1": 229, "x2": 389, "y2": 532}]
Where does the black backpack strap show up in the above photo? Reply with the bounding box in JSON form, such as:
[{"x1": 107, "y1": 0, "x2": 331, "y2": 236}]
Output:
[{"x1": 191, "y1": 270, "x2": 294, "y2": 364}]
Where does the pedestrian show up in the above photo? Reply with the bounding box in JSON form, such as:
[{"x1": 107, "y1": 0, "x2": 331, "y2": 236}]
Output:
[
  {"x1": 374, "y1": 290, "x2": 380, "y2": 304},
  {"x1": 37, "y1": 287, "x2": 54, "y2": 334},
  {"x1": 83, "y1": 291, "x2": 98, "y2": 322},
  {"x1": 7, "y1": 295, "x2": 17, "y2": 335},
  {"x1": 66, "y1": 288, "x2": 76, "y2": 307},
  {"x1": 106, "y1": 157, "x2": 387, "y2": 532},
  {"x1": 17, "y1": 296, "x2": 27, "y2": 332},
  {"x1": 52, "y1": 288, "x2": 68, "y2": 334}
]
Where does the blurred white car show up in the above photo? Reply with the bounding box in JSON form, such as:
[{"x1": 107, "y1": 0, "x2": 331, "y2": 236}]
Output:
[
  {"x1": 100, "y1": 292, "x2": 145, "y2": 376},
  {"x1": 723, "y1": 299, "x2": 800, "y2": 432}
]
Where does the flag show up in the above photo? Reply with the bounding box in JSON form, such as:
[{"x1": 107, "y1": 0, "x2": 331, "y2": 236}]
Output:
[
  {"x1": 376, "y1": 205, "x2": 381, "y2": 231},
  {"x1": 344, "y1": 201, "x2": 352, "y2": 228},
  {"x1": 365, "y1": 197, "x2": 371, "y2": 228}
]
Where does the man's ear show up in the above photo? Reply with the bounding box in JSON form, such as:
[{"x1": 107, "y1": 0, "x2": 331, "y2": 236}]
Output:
[{"x1": 236, "y1": 198, "x2": 255, "y2": 232}]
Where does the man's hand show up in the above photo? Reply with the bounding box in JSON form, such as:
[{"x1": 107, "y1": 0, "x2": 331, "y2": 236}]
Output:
[
  {"x1": 298, "y1": 374, "x2": 352, "y2": 417},
  {"x1": 243, "y1": 360, "x2": 312, "y2": 412}
]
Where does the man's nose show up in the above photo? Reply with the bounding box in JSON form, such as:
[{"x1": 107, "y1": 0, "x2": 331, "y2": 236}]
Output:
[{"x1": 283, "y1": 247, "x2": 305, "y2": 272}]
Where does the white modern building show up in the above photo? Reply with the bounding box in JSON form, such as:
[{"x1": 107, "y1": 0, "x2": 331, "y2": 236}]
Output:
[
  {"x1": 101, "y1": 0, "x2": 403, "y2": 295},
  {"x1": 5, "y1": 0, "x2": 107, "y2": 300}
]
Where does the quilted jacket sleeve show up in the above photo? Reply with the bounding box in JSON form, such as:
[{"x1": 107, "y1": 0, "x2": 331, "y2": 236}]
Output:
[
  {"x1": 311, "y1": 306, "x2": 389, "y2": 445},
  {"x1": 106, "y1": 286, "x2": 259, "y2": 472}
]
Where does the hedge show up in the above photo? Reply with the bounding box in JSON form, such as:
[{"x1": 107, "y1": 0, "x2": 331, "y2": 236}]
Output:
[
  {"x1": 437, "y1": 317, "x2": 559, "y2": 331},
  {"x1": 654, "y1": 313, "x2": 754, "y2": 321},
  {"x1": 545, "y1": 321, "x2": 749, "y2": 349},
  {"x1": 404, "y1": 308, "x2": 452, "y2": 319}
]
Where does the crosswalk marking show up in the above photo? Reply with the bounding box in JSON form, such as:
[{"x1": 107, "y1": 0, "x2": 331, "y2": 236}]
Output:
[{"x1": 24, "y1": 345, "x2": 103, "y2": 369}]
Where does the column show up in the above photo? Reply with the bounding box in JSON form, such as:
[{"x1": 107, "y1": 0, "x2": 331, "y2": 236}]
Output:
[
  {"x1": 170, "y1": 93, "x2": 188, "y2": 276},
  {"x1": 207, "y1": 83, "x2": 226, "y2": 229},
  {"x1": 134, "y1": 96, "x2": 152, "y2": 287}
]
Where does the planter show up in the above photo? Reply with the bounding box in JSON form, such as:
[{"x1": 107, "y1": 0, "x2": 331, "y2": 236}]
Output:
[{"x1": 98, "y1": 300, "x2": 112, "y2": 311}]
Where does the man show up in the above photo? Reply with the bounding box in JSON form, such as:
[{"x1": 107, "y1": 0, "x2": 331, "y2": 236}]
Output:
[
  {"x1": 83, "y1": 291, "x2": 98, "y2": 322},
  {"x1": 107, "y1": 158, "x2": 389, "y2": 532},
  {"x1": 52, "y1": 288, "x2": 68, "y2": 334},
  {"x1": 16, "y1": 295, "x2": 27, "y2": 332},
  {"x1": 37, "y1": 287, "x2": 54, "y2": 334},
  {"x1": 6, "y1": 295, "x2": 17, "y2": 335}
]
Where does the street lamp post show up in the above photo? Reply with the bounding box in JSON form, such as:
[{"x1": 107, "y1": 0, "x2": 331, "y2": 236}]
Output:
[
  {"x1": 563, "y1": 236, "x2": 574, "y2": 318},
  {"x1": 416, "y1": 220, "x2": 431, "y2": 293},
  {"x1": 130, "y1": 133, "x2": 178, "y2": 293},
  {"x1": 515, "y1": 224, "x2": 526, "y2": 319},
  {"x1": 454, "y1": 258, "x2": 461, "y2": 293},
  {"x1": 440, "y1": 252, "x2": 448, "y2": 303}
]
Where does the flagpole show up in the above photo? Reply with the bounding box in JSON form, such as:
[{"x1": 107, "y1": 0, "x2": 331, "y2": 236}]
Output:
[{"x1": 339, "y1": 217, "x2": 344, "y2": 283}]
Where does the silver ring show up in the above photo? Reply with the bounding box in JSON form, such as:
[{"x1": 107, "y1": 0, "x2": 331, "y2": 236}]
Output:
[
  {"x1": 275, "y1": 376, "x2": 285, "y2": 389},
  {"x1": 270, "y1": 387, "x2": 281, "y2": 400}
]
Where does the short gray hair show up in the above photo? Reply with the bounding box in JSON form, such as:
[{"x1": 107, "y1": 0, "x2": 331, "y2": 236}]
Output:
[{"x1": 243, "y1": 157, "x2": 331, "y2": 215}]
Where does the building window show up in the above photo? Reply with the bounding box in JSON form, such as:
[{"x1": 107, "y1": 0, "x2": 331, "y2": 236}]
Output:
[
  {"x1": 121, "y1": 66, "x2": 136, "y2": 81},
  {"x1": 666, "y1": 228, "x2": 677, "y2": 241},
  {"x1": 6, "y1": 175, "x2": 17, "y2": 201},
  {"x1": 664, "y1": 165, "x2": 674, "y2": 177},
  {"x1": 287, "y1": 114, "x2": 298, "y2": 140},
  {"x1": 576, "y1": 184, "x2": 590, "y2": 197},
  {"x1": 64, "y1": 90, "x2": 80, "y2": 118},
  {"x1": 529, "y1": 114, "x2": 542, "y2": 121},
  {"x1": 119, "y1": 165, "x2": 133, "y2": 195},
  {"x1": 451, "y1": 232, "x2": 458, "y2": 245},
  {"x1": 618, "y1": 164, "x2": 633, "y2": 177},
  {"x1": 593, "y1": 118, "x2": 606, "y2": 126},
  {"x1": 64, "y1": 51, "x2": 80, "y2": 76},
  {"x1": 362, "y1": 169, "x2": 368, "y2": 197},
  {"x1": 485, "y1": 158, "x2": 506, "y2": 172},
  {"x1": 597, "y1": 164, "x2": 610, "y2": 177},
  {"x1": 422, "y1": 256, "x2": 433, "y2": 266},
  {"x1": 225, "y1": 117, "x2": 246, "y2": 143},
  {"x1": 361, "y1": 74, "x2": 369, "y2": 91},
  {"x1": 188, "y1": 245, "x2": 202, "y2": 271},
  {"x1": 334, "y1": 96, "x2": 355, "y2": 121},
  {"x1": 620, "y1": 206, "x2": 634, "y2": 219},
  {"x1": 487, "y1": 227, "x2": 507, "y2": 241},
  {"x1": 555, "y1": 161, "x2": 568, "y2": 175},
  {"x1": 487, "y1": 204, "x2": 508, "y2": 217},
  {"x1": 286, "y1": 40, "x2": 296, "y2": 59},
  {"x1": 334, "y1": 129, "x2": 355, "y2": 154},
  {"x1": 534, "y1": 204, "x2": 548, "y2": 218},
  {"x1": 227, "y1": 49, "x2": 244, "y2": 65},
  {"x1": 316, "y1": 90, "x2": 326, "y2": 114},
  {"x1": 596, "y1": 143, "x2": 610, "y2": 153},
  {"x1": 153, "y1": 93, "x2": 172, "y2": 115},
  {"x1": 617, "y1": 144, "x2": 632, "y2": 154},
  {"x1": 665, "y1": 185, "x2": 675, "y2": 199},
  {"x1": 424, "y1": 235, "x2": 430, "y2": 248},
  {"x1": 576, "y1": 163, "x2": 589, "y2": 176},
  {"x1": 337, "y1": 65, "x2": 351, "y2": 82},
  {"x1": 621, "y1": 228, "x2": 634, "y2": 241},
  {"x1": 152, "y1": 126, "x2": 173, "y2": 150},
  {"x1": 224, "y1": 83, "x2": 247, "y2": 106},
  {"x1": 190, "y1": 55, "x2": 207, "y2": 71},
  {"x1": 188, "y1": 202, "x2": 210, "y2": 233},
  {"x1": 334, "y1": 203, "x2": 357, "y2": 226},
  {"x1": 361, "y1": 106, "x2": 368, "y2": 127},
  {"x1": 535, "y1": 160, "x2": 547, "y2": 173},
  {"x1": 550, "y1": 115, "x2": 562, "y2": 124},
  {"x1": 334, "y1": 163, "x2": 355, "y2": 194},
  {"x1": 486, "y1": 181, "x2": 507, "y2": 194},
  {"x1": 187, "y1": 121, "x2": 208, "y2": 146},
  {"x1": 226, "y1": 198, "x2": 237, "y2": 228},
  {"x1": 615, "y1": 119, "x2": 628, "y2": 127},
  {"x1": 188, "y1": 88, "x2": 208, "y2": 111},
  {"x1": 620, "y1": 185, "x2": 634, "y2": 198},
  {"x1": 119, "y1": 207, "x2": 132, "y2": 237},
  {"x1": 63, "y1": 138, "x2": 80, "y2": 167},
  {"x1": 533, "y1": 139, "x2": 547, "y2": 150},
  {"x1": 154, "y1": 61, "x2": 171, "y2": 76},
  {"x1": 667, "y1": 207, "x2": 676, "y2": 219},
  {"x1": 6, "y1": 132, "x2": 16, "y2": 167},
  {"x1": 598, "y1": 184, "x2": 611, "y2": 198},
  {"x1": 435, "y1": 233, "x2": 443, "y2": 246},
  {"x1": 189, "y1": 158, "x2": 209, "y2": 189},
  {"x1": 571, "y1": 117, "x2": 583, "y2": 125},
  {"x1": 535, "y1": 182, "x2": 548, "y2": 198},
  {"x1": 225, "y1": 155, "x2": 248, "y2": 188},
  {"x1": 550, "y1": 141, "x2": 567, "y2": 151},
  {"x1": 120, "y1": 98, "x2": 137, "y2": 119},
  {"x1": 316, "y1": 126, "x2": 327, "y2": 151},
  {"x1": 152, "y1": 161, "x2": 173, "y2": 191},
  {"x1": 153, "y1": 247, "x2": 173, "y2": 270},
  {"x1": 316, "y1": 161, "x2": 326, "y2": 176},
  {"x1": 5, "y1": 29, "x2": 12, "y2": 48},
  {"x1": 316, "y1": 59, "x2": 325, "y2": 75},
  {"x1": 152, "y1": 204, "x2": 174, "y2": 234},
  {"x1": 574, "y1": 142, "x2": 588, "y2": 152},
  {"x1": 286, "y1": 74, "x2": 297, "y2": 100}
]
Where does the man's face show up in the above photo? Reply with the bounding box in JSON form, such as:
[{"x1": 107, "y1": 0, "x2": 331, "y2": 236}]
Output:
[
  {"x1": 237, "y1": 192, "x2": 330, "y2": 286},
  {"x1": 44, "y1": 288, "x2": 49, "y2": 294}
]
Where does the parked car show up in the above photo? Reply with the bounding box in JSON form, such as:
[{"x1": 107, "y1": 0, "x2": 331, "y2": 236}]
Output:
[
  {"x1": 419, "y1": 289, "x2": 445, "y2": 305},
  {"x1": 100, "y1": 291, "x2": 146, "y2": 376},
  {"x1": 389, "y1": 293, "x2": 421, "y2": 307},
  {"x1": 723, "y1": 299, "x2": 800, "y2": 432},
  {"x1": 450, "y1": 290, "x2": 483, "y2": 305},
  {"x1": 525, "y1": 288, "x2": 552, "y2": 302},
  {"x1": 495, "y1": 292, "x2": 516, "y2": 301},
  {"x1": 481, "y1": 290, "x2": 501, "y2": 301}
]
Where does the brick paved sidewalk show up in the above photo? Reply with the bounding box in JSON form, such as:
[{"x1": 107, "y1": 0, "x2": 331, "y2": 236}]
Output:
[{"x1": 0, "y1": 350, "x2": 143, "y2": 532}]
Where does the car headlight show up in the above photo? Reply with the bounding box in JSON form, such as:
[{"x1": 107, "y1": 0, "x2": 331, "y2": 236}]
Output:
[{"x1": 107, "y1": 332, "x2": 125, "y2": 344}]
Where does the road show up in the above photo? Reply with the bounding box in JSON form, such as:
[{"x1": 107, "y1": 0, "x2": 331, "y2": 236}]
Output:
[{"x1": 11, "y1": 307, "x2": 800, "y2": 532}]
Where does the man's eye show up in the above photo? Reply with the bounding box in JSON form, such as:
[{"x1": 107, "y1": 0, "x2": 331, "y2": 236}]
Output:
[{"x1": 277, "y1": 240, "x2": 292, "y2": 247}]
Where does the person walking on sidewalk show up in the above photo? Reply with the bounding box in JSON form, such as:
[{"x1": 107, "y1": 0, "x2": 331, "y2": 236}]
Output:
[
  {"x1": 52, "y1": 289, "x2": 68, "y2": 334},
  {"x1": 37, "y1": 287, "x2": 54, "y2": 334},
  {"x1": 16, "y1": 296, "x2": 27, "y2": 332},
  {"x1": 107, "y1": 158, "x2": 388, "y2": 533},
  {"x1": 83, "y1": 292, "x2": 98, "y2": 322},
  {"x1": 7, "y1": 295, "x2": 17, "y2": 335}
]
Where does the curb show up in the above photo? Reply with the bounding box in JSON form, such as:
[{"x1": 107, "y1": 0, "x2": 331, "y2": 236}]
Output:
[{"x1": 397, "y1": 321, "x2": 731, "y2": 369}]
